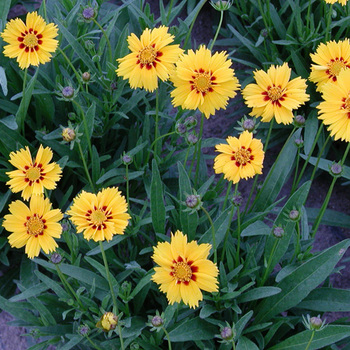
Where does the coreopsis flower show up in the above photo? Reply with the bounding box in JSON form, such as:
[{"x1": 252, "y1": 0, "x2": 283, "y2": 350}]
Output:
[
  {"x1": 6, "y1": 145, "x2": 62, "y2": 201},
  {"x1": 0, "y1": 12, "x2": 58, "y2": 69},
  {"x1": 310, "y1": 40, "x2": 350, "y2": 91},
  {"x1": 151, "y1": 230, "x2": 219, "y2": 309},
  {"x1": 214, "y1": 131, "x2": 264, "y2": 184},
  {"x1": 242, "y1": 62, "x2": 309, "y2": 124},
  {"x1": 170, "y1": 46, "x2": 240, "y2": 119},
  {"x1": 3, "y1": 196, "x2": 63, "y2": 259},
  {"x1": 324, "y1": 0, "x2": 347, "y2": 5},
  {"x1": 317, "y1": 69, "x2": 350, "y2": 142},
  {"x1": 67, "y1": 187, "x2": 131, "y2": 242},
  {"x1": 116, "y1": 26, "x2": 183, "y2": 92}
]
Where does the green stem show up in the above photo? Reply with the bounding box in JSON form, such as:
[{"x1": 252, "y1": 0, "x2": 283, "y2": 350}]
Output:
[
  {"x1": 235, "y1": 205, "x2": 241, "y2": 267},
  {"x1": 162, "y1": 327, "x2": 172, "y2": 350},
  {"x1": 220, "y1": 201, "x2": 236, "y2": 262},
  {"x1": 232, "y1": 339, "x2": 236, "y2": 350},
  {"x1": 325, "y1": 4, "x2": 333, "y2": 42},
  {"x1": 99, "y1": 241, "x2": 125, "y2": 350},
  {"x1": 311, "y1": 142, "x2": 350, "y2": 238},
  {"x1": 295, "y1": 221, "x2": 301, "y2": 259},
  {"x1": 20, "y1": 67, "x2": 28, "y2": 135},
  {"x1": 209, "y1": 9, "x2": 224, "y2": 50},
  {"x1": 259, "y1": 238, "x2": 279, "y2": 287},
  {"x1": 188, "y1": 142, "x2": 197, "y2": 176},
  {"x1": 183, "y1": 1, "x2": 206, "y2": 49},
  {"x1": 154, "y1": 89, "x2": 160, "y2": 159},
  {"x1": 126, "y1": 163, "x2": 129, "y2": 209},
  {"x1": 93, "y1": 18, "x2": 113, "y2": 68},
  {"x1": 183, "y1": 145, "x2": 191, "y2": 169},
  {"x1": 201, "y1": 206, "x2": 217, "y2": 264},
  {"x1": 42, "y1": 0, "x2": 48, "y2": 20},
  {"x1": 72, "y1": 100, "x2": 94, "y2": 164},
  {"x1": 195, "y1": 114, "x2": 204, "y2": 186},
  {"x1": 257, "y1": 0, "x2": 274, "y2": 42},
  {"x1": 243, "y1": 119, "x2": 274, "y2": 216},
  {"x1": 304, "y1": 331, "x2": 315, "y2": 350},
  {"x1": 150, "y1": 131, "x2": 176, "y2": 152},
  {"x1": 222, "y1": 181, "x2": 232, "y2": 212},
  {"x1": 166, "y1": 0, "x2": 175, "y2": 24},
  {"x1": 291, "y1": 147, "x2": 301, "y2": 196},
  {"x1": 309, "y1": 134, "x2": 330, "y2": 183},
  {"x1": 294, "y1": 123, "x2": 323, "y2": 191},
  {"x1": 85, "y1": 335, "x2": 104, "y2": 350},
  {"x1": 306, "y1": 0, "x2": 312, "y2": 34},
  {"x1": 57, "y1": 47, "x2": 84, "y2": 92},
  {"x1": 77, "y1": 142, "x2": 95, "y2": 192}
]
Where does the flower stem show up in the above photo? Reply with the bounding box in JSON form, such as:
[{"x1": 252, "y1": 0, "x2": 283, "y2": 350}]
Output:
[
  {"x1": 72, "y1": 100, "x2": 94, "y2": 164},
  {"x1": 243, "y1": 119, "x2": 274, "y2": 216},
  {"x1": 293, "y1": 123, "x2": 323, "y2": 191},
  {"x1": 85, "y1": 335, "x2": 104, "y2": 350},
  {"x1": 232, "y1": 339, "x2": 236, "y2": 350},
  {"x1": 291, "y1": 147, "x2": 301, "y2": 195},
  {"x1": 220, "y1": 199, "x2": 236, "y2": 262},
  {"x1": 222, "y1": 181, "x2": 232, "y2": 211},
  {"x1": 166, "y1": 0, "x2": 175, "y2": 24},
  {"x1": 183, "y1": 0, "x2": 206, "y2": 49},
  {"x1": 309, "y1": 134, "x2": 330, "y2": 183},
  {"x1": 99, "y1": 241, "x2": 125, "y2": 350},
  {"x1": 325, "y1": 4, "x2": 333, "y2": 42},
  {"x1": 304, "y1": 330, "x2": 315, "y2": 350},
  {"x1": 77, "y1": 141, "x2": 95, "y2": 192},
  {"x1": 125, "y1": 163, "x2": 130, "y2": 209},
  {"x1": 154, "y1": 89, "x2": 160, "y2": 159},
  {"x1": 183, "y1": 145, "x2": 191, "y2": 169},
  {"x1": 162, "y1": 326, "x2": 172, "y2": 350},
  {"x1": 93, "y1": 18, "x2": 113, "y2": 70},
  {"x1": 195, "y1": 114, "x2": 205, "y2": 186},
  {"x1": 201, "y1": 206, "x2": 217, "y2": 264},
  {"x1": 20, "y1": 67, "x2": 28, "y2": 135},
  {"x1": 311, "y1": 142, "x2": 350, "y2": 238},
  {"x1": 306, "y1": 0, "x2": 312, "y2": 34},
  {"x1": 234, "y1": 183, "x2": 241, "y2": 267},
  {"x1": 150, "y1": 131, "x2": 176, "y2": 152},
  {"x1": 259, "y1": 238, "x2": 279, "y2": 287},
  {"x1": 209, "y1": 9, "x2": 224, "y2": 50}
]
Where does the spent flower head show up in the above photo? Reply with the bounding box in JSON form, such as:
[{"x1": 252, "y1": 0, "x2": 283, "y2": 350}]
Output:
[
  {"x1": 186, "y1": 132, "x2": 199, "y2": 145},
  {"x1": 184, "y1": 115, "x2": 197, "y2": 128},
  {"x1": 176, "y1": 122, "x2": 187, "y2": 135}
]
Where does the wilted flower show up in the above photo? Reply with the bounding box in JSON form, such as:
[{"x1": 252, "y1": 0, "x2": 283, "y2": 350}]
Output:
[
  {"x1": 96, "y1": 312, "x2": 118, "y2": 332},
  {"x1": 186, "y1": 132, "x2": 198, "y2": 145},
  {"x1": 62, "y1": 127, "x2": 76, "y2": 142}
]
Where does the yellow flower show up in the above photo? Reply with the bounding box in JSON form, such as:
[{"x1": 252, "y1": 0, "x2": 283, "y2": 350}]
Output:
[
  {"x1": 6, "y1": 145, "x2": 62, "y2": 201},
  {"x1": 242, "y1": 62, "x2": 309, "y2": 125},
  {"x1": 170, "y1": 46, "x2": 240, "y2": 119},
  {"x1": 152, "y1": 230, "x2": 219, "y2": 309},
  {"x1": 67, "y1": 187, "x2": 131, "y2": 242},
  {"x1": 317, "y1": 69, "x2": 350, "y2": 142},
  {"x1": 310, "y1": 40, "x2": 350, "y2": 91},
  {"x1": 0, "y1": 11, "x2": 58, "y2": 69},
  {"x1": 116, "y1": 26, "x2": 183, "y2": 92},
  {"x1": 214, "y1": 131, "x2": 264, "y2": 184},
  {"x1": 324, "y1": 0, "x2": 347, "y2": 5},
  {"x1": 96, "y1": 312, "x2": 118, "y2": 332},
  {"x1": 3, "y1": 196, "x2": 63, "y2": 259}
]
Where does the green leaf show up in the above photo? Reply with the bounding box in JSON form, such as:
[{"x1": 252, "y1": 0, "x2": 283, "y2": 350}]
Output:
[
  {"x1": 241, "y1": 221, "x2": 271, "y2": 237},
  {"x1": 0, "y1": 66, "x2": 8, "y2": 96},
  {"x1": 86, "y1": 235, "x2": 126, "y2": 256},
  {"x1": 9, "y1": 283, "x2": 48, "y2": 302},
  {"x1": 0, "y1": 0, "x2": 11, "y2": 32},
  {"x1": 267, "y1": 326, "x2": 350, "y2": 350},
  {"x1": 236, "y1": 311, "x2": 254, "y2": 338},
  {"x1": 237, "y1": 287, "x2": 281, "y2": 303},
  {"x1": 34, "y1": 271, "x2": 70, "y2": 300},
  {"x1": 255, "y1": 239, "x2": 350, "y2": 324},
  {"x1": 28, "y1": 297, "x2": 56, "y2": 326},
  {"x1": 263, "y1": 181, "x2": 311, "y2": 278},
  {"x1": 168, "y1": 317, "x2": 217, "y2": 342},
  {"x1": 129, "y1": 272, "x2": 152, "y2": 298},
  {"x1": 177, "y1": 161, "x2": 198, "y2": 240},
  {"x1": 252, "y1": 129, "x2": 301, "y2": 212},
  {"x1": 237, "y1": 336, "x2": 259, "y2": 350},
  {"x1": 150, "y1": 159, "x2": 165, "y2": 234},
  {"x1": 15, "y1": 68, "x2": 39, "y2": 129},
  {"x1": 296, "y1": 288, "x2": 350, "y2": 312},
  {"x1": 306, "y1": 207, "x2": 350, "y2": 229}
]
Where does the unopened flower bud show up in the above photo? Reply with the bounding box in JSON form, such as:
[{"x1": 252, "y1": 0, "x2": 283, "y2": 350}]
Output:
[
  {"x1": 82, "y1": 72, "x2": 91, "y2": 83},
  {"x1": 62, "y1": 86, "x2": 75, "y2": 99},
  {"x1": 62, "y1": 127, "x2": 76, "y2": 142},
  {"x1": 220, "y1": 326, "x2": 233, "y2": 340},
  {"x1": 330, "y1": 162, "x2": 342, "y2": 176},
  {"x1": 151, "y1": 315, "x2": 163, "y2": 327},
  {"x1": 85, "y1": 40, "x2": 95, "y2": 51},
  {"x1": 122, "y1": 154, "x2": 133, "y2": 165},
  {"x1": 232, "y1": 194, "x2": 243, "y2": 206},
  {"x1": 176, "y1": 123, "x2": 187, "y2": 135},
  {"x1": 96, "y1": 312, "x2": 118, "y2": 332},
  {"x1": 110, "y1": 82, "x2": 117, "y2": 90},
  {"x1": 294, "y1": 138, "x2": 303, "y2": 147},
  {"x1": 82, "y1": 7, "x2": 95, "y2": 20},
  {"x1": 289, "y1": 209, "x2": 300, "y2": 221},
  {"x1": 294, "y1": 115, "x2": 305, "y2": 126},
  {"x1": 210, "y1": 0, "x2": 232, "y2": 11},
  {"x1": 78, "y1": 324, "x2": 90, "y2": 336},
  {"x1": 50, "y1": 252, "x2": 62, "y2": 264},
  {"x1": 184, "y1": 116, "x2": 197, "y2": 128},
  {"x1": 310, "y1": 316, "x2": 323, "y2": 330},
  {"x1": 130, "y1": 343, "x2": 140, "y2": 350},
  {"x1": 242, "y1": 119, "x2": 255, "y2": 132},
  {"x1": 260, "y1": 28, "x2": 268, "y2": 37},
  {"x1": 186, "y1": 194, "x2": 201, "y2": 209},
  {"x1": 273, "y1": 226, "x2": 284, "y2": 238},
  {"x1": 186, "y1": 133, "x2": 198, "y2": 145}
]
